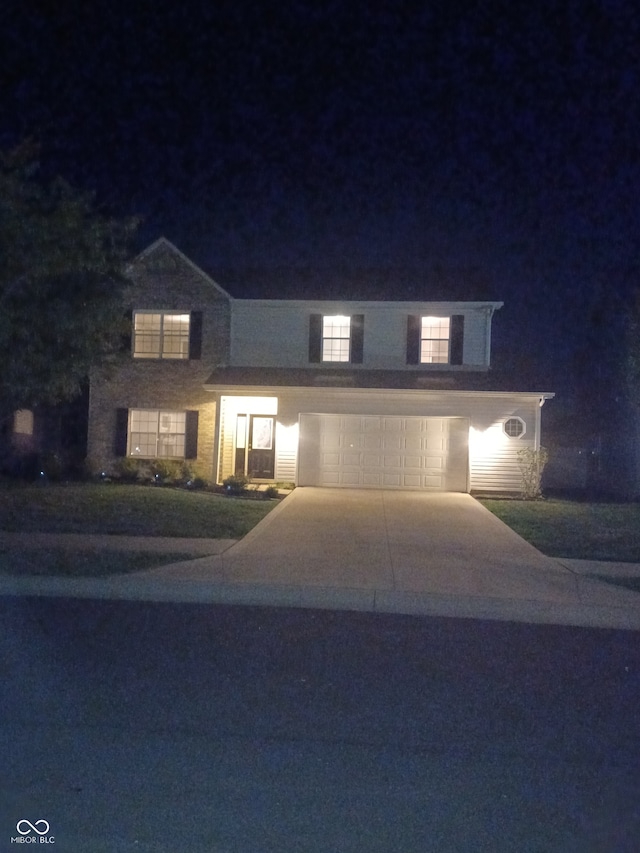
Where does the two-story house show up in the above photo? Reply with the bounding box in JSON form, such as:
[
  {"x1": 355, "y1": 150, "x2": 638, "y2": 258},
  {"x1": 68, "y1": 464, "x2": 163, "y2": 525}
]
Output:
[{"x1": 87, "y1": 238, "x2": 554, "y2": 492}]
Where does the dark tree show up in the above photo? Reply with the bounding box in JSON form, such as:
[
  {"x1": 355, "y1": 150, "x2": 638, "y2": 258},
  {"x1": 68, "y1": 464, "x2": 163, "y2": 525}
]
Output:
[{"x1": 0, "y1": 143, "x2": 137, "y2": 424}]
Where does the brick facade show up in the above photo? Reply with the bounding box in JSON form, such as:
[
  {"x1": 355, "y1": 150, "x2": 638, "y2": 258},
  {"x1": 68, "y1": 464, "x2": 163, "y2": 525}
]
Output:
[{"x1": 86, "y1": 239, "x2": 230, "y2": 479}]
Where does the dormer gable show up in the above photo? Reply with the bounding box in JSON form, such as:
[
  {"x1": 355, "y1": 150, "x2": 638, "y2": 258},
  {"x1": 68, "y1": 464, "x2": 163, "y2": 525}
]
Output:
[{"x1": 126, "y1": 237, "x2": 232, "y2": 301}]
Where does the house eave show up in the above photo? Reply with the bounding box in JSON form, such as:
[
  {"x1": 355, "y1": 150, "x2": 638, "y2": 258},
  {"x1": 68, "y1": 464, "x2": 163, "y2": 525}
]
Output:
[
  {"x1": 205, "y1": 382, "x2": 555, "y2": 401},
  {"x1": 204, "y1": 367, "x2": 554, "y2": 398}
]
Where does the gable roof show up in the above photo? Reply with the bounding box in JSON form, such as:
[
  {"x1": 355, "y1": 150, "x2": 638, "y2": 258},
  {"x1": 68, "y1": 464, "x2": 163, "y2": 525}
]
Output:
[{"x1": 129, "y1": 237, "x2": 233, "y2": 299}]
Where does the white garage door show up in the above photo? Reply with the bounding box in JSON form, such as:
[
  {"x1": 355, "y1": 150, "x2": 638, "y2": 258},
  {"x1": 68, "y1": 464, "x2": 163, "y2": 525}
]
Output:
[{"x1": 298, "y1": 414, "x2": 469, "y2": 491}]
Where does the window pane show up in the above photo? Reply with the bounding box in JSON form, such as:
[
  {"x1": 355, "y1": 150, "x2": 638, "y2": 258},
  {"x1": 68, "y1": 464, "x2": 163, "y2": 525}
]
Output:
[
  {"x1": 133, "y1": 313, "x2": 162, "y2": 358},
  {"x1": 420, "y1": 339, "x2": 449, "y2": 363},
  {"x1": 421, "y1": 317, "x2": 450, "y2": 339},
  {"x1": 322, "y1": 338, "x2": 351, "y2": 361},
  {"x1": 162, "y1": 313, "x2": 190, "y2": 359},
  {"x1": 323, "y1": 316, "x2": 350, "y2": 338}
]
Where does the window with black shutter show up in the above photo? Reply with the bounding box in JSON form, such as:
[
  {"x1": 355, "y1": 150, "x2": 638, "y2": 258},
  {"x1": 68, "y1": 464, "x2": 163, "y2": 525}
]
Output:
[{"x1": 310, "y1": 314, "x2": 364, "y2": 363}]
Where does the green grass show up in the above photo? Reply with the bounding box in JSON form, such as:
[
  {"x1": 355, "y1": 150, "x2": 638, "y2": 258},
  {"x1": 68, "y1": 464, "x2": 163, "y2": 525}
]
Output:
[
  {"x1": 0, "y1": 483, "x2": 276, "y2": 538},
  {"x1": 0, "y1": 548, "x2": 194, "y2": 577},
  {"x1": 479, "y1": 498, "x2": 640, "y2": 562}
]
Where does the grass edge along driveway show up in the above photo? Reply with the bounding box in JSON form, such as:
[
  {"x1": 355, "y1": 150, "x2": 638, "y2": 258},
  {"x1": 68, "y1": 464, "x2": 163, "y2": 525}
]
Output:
[
  {"x1": 0, "y1": 482, "x2": 276, "y2": 538},
  {"x1": 478, "y1": 497, "x2": 640, "y2": 564},
  {"x1": 0, "y1": 483, "x2": 277, "y2": 577}
]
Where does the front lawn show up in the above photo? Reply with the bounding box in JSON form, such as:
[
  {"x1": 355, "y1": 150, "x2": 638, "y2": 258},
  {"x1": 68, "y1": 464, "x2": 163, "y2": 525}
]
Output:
[
  {"x1": 0, "y1": 547, "x2": 195, "y2": 577},
  {"x1": 0, "y1": 483, "x2": 276, "y2": 538},
  {"x1": 479, "y1": 498, "x2": 640, "y2": 562}
]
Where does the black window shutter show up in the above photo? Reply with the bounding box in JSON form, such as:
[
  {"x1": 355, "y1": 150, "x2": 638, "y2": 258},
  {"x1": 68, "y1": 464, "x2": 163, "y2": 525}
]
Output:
[
  {"x1": 450, "y1": 315, "x2": 465, "y2": 365},
  {"x1": 350, "y1": 314, "x2": 364, "y2": 363},
  {"x1": 185, "y1": 411, "x2": 199, "y2": 459},
  {"x1": 189, "y1": 311, "x2": 203, "y2": 359},
  {"x1": 406, "y1": 315, "x2": 420, "y2": 364},
  {"x1": 309, "y1": 314, "x2": 322, "y2": 363},
  {"x1": 122, "y1": 310, "x2": 133, "y2": 353},
  {"x1": 114, "y1": 408, "x2": 129, "y2": 457}
]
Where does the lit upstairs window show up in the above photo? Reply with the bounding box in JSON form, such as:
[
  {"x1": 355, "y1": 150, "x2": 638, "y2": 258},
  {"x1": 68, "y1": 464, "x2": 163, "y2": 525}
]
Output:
[
  {"x1": 322, "y1": 315, "x2": 351, "y2": 362},
  {"x1": 133, "y1": 311, "x2": 190, "y2": 359},
  {"x1": 420, "y1": 317, "x2": 450, "y2": 363}
]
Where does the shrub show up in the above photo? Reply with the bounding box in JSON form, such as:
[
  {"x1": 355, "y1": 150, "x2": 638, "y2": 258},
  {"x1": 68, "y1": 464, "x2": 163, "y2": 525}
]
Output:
[
  {"x1": 112, "y1": 457, "x2": 144, "y2": 483},
  {"x1": 148, "y1": 458, "x2": 189, "y2": 484},
  {"x1": 187, "y1": 476, "x2": 208, "y2": 490},
  {"x1": 517, "y1": 447, "x2": 549, "y2": 500},
  {"x1": 263, "y1": 485, "x2": 279, "y2": 499},
  {"x1": 223, "y1": 473, "x2": 249, "y2": 495}
]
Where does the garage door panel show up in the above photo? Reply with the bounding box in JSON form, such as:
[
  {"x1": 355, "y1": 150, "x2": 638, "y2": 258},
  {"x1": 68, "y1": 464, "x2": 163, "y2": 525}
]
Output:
[
  {"x1": 363, "y1": 453, "x2": 382, "y2": 466},
  {"x1": 426, "y1": 455, "x2": 444, "y2": 469},
  {"x1": 424, "y1": 474, "x2": 443, "y2": 487},
  {"x1": 382, "y1": 434, "x2": 402, "y2": 450},
  {"x1": 403, "y1": 454, "x2": 423, "y2": 468},
  {"x1": 403, "y1": 474, "x2": 422, "y2": 487},
  {"x1": 343, "y1": 416, "x2": 363, "y2": 432},
  {"x1": 382, "y1": 472, "x2": 402, "y2": 486},
  {"x1": 362, "y1": 417, "x2": 381, "y2": 430},
  {"x1": 299, "y1": 414, "x2": 468, "y2": 491},
  {"x1": 363, "y1": 435, "x2": 382, "y2": 450},
  {"x1": 343, "y1": 452, "x2": 361, "y2": 466}
]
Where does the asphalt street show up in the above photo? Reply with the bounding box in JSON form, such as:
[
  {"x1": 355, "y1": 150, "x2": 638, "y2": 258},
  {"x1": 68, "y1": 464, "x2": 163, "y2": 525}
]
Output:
[{"x1": 1, "y1": 596, "x2": 639, "y2": 852}]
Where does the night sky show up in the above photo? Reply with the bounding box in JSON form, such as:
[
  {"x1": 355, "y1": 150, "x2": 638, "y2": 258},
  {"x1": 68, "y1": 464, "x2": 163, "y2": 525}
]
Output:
[{"x1": 2, "y1": 0, "x2": 639, "y2": 403}]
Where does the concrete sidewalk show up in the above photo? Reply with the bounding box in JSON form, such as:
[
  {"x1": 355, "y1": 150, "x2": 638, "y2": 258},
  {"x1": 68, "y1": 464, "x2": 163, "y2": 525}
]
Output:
[{"x1": 1, "y1": 489, "x2": 639, "y2": 630}]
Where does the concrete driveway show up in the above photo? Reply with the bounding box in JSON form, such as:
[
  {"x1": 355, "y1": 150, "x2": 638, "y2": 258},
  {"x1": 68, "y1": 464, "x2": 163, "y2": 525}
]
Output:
[
  {"x1": 2, "y1": 488, "x2": 639, "y2": 628},
  {"x1": 152, "y1": 487, "x2": 640, "y2": 628},
  {"x1": 226, "y1": 488, "x2": 565, "y2": 596}
]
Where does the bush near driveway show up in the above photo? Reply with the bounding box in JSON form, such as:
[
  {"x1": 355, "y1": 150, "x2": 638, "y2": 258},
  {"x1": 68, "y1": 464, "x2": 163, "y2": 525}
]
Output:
[
  {"x1": 479, "y1": 498, "x2": 640, "y2": 562},
  {"x1": 0, "y1": 483, "x2": 276, "y2": 539}
]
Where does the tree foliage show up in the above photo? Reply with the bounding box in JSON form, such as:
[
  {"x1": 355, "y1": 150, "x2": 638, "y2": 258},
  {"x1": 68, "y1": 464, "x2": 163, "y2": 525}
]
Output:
[{"x1": 0, "y1": 143, "x2": 137, "y2": 420}]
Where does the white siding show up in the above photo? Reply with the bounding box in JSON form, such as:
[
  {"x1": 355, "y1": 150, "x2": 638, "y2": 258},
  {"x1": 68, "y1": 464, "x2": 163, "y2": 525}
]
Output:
[
  {"x1": 275, "y1": 422, "x2": 297, "y2": 482},
  {"x1": 469, "y1": 427, "x2": 533, "y2": 491},
  {"x1": 231, "y1": 300, "x2": 501, "y2": 370},
  {"x1": 215, "y1": 388, "x2": 545, "y2": 492},
  {"x1": 468, "y1": 398, "x2": 541, "y2": 492}
]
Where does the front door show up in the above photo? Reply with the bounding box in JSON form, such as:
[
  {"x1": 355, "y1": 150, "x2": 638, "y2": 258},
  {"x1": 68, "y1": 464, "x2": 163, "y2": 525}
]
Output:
[{"x1": 235, "y1": 414, "x2": 275, "y2": 479}]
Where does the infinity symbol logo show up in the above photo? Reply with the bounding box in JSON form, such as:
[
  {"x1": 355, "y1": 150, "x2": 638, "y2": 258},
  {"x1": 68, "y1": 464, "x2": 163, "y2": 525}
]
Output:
[{"x1": 17, "y1": 819, "x2": 50, "y2": 835}]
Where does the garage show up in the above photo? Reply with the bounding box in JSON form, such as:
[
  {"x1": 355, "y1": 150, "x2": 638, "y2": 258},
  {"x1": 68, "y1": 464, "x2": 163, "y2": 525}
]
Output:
[{"x1": 298, "y1": 414, "x2": 469, "y2": 491}]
